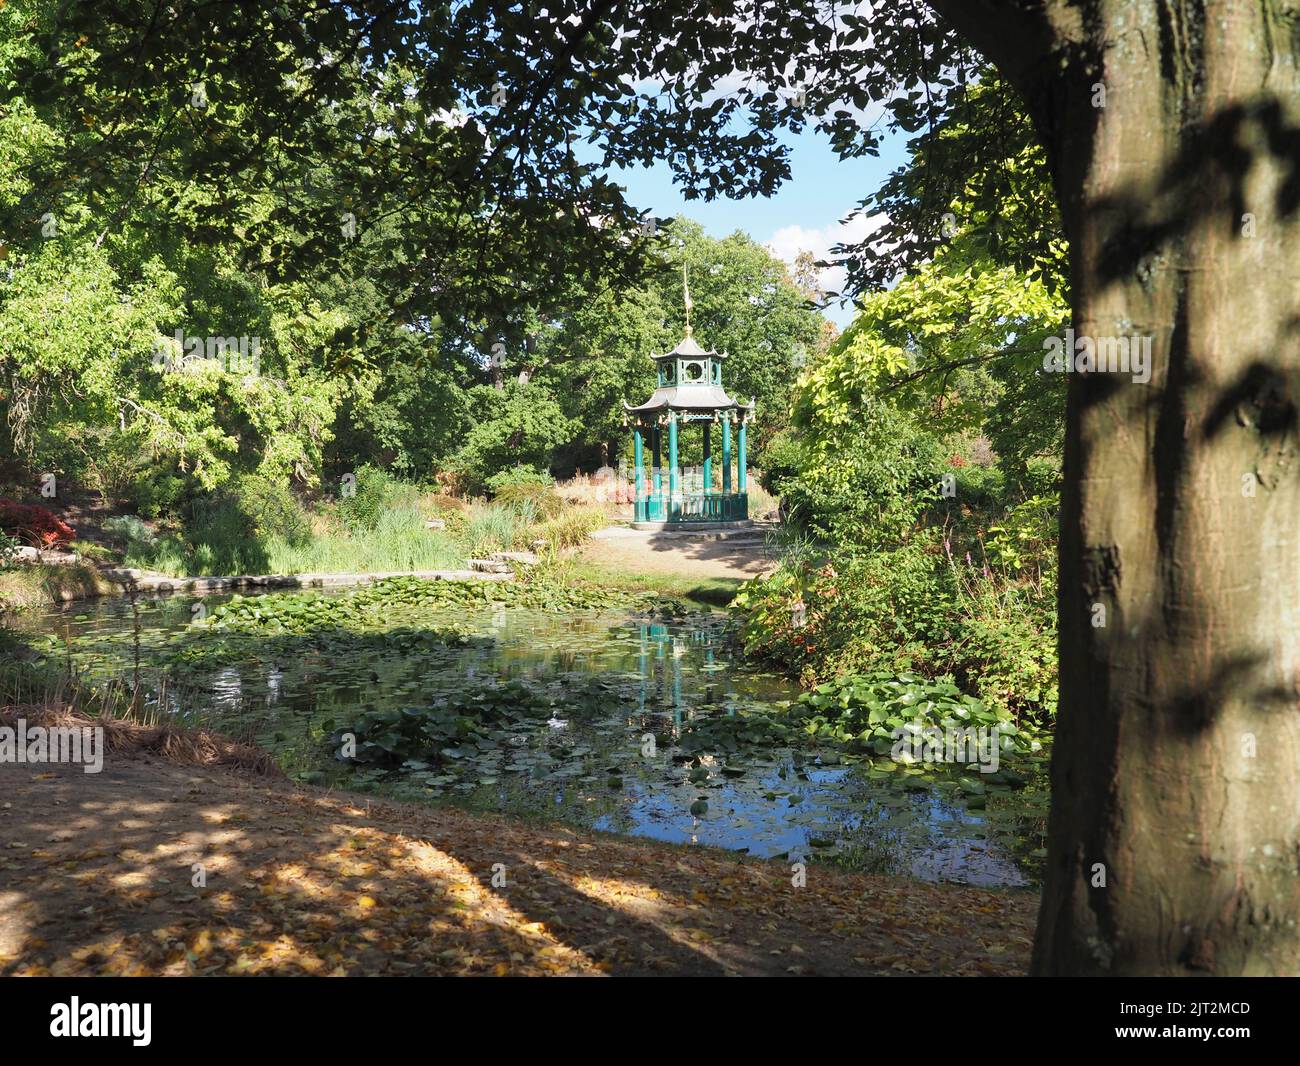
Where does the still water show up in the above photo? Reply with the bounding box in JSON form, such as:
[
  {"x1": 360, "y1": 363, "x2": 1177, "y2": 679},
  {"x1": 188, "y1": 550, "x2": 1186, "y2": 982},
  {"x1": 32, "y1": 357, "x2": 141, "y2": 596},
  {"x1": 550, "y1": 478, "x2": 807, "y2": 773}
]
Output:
[{"x1": 25, "y1": 591, "x2": 1040, "y2": 887}]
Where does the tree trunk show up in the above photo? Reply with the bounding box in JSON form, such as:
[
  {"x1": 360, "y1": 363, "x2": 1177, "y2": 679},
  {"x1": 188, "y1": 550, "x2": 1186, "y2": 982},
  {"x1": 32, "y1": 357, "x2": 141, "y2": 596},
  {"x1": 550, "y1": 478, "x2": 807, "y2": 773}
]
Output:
[{"x1": 932, "y1": 0, "x2": 1300, "y2": 974}]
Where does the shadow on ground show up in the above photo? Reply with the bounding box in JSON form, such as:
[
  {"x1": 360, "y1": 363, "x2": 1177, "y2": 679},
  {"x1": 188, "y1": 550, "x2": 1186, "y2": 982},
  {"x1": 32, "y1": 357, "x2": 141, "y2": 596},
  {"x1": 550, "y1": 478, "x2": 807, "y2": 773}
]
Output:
[{"x1": 0, "y1": 751, "x2": 1036, "y2": 976}]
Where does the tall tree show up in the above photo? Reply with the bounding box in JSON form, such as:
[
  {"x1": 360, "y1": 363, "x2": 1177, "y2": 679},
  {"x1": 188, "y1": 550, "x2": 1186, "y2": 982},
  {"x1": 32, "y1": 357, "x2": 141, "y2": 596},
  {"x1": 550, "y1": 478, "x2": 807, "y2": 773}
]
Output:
[
  {"x1": 533, "y1": 220, "x2": 827, "y2": 467},
  {"x1": 924, "y1": 0, "x2": 1300, "y2": 977},
  {"x1": 11, "y1": 0, "x2": 1298, "y2": 975}
]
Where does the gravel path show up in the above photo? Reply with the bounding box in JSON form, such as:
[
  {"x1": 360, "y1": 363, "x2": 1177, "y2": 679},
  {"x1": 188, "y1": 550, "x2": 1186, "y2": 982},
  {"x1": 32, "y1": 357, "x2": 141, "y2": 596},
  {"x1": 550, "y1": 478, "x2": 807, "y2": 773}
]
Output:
[{"x1": 580, "y1": 526, "x2": 777, "y2": 582}]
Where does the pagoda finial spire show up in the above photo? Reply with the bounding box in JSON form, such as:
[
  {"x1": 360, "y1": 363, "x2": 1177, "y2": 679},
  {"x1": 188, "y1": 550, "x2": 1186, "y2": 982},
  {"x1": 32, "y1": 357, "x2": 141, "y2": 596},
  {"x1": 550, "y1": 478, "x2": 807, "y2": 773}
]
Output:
[{"x1": 683, "y1": 262, "x2": 693, "y2": 337}]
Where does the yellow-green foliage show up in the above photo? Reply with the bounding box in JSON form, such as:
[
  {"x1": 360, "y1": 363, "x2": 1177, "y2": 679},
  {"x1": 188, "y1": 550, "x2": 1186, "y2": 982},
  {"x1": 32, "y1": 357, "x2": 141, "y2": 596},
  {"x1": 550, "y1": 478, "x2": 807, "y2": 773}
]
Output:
[
  {"x1": 526, "y1": 506, "x2": 608, "y2": 550},
  {"x1": 0, "y1": 563, "x2": 113, "y2": 611},
  {"x1": 493, "y1": 480, "x2": 564, "y2": 520}
]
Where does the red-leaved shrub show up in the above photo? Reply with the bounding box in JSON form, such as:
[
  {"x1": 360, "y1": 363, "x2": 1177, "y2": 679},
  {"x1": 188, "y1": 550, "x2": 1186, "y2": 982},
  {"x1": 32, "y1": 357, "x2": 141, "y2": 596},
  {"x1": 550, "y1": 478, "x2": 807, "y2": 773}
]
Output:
[{"x1": 0, "y1": 498, "x2": 76, "y2": 547}]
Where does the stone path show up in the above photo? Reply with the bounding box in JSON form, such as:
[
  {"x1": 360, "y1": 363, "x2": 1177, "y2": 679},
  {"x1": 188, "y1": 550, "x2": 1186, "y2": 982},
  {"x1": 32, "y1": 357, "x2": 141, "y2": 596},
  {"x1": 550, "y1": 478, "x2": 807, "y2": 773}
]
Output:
[{"x1": 580, "y1": 525, "x2": 777, "y2": 582}]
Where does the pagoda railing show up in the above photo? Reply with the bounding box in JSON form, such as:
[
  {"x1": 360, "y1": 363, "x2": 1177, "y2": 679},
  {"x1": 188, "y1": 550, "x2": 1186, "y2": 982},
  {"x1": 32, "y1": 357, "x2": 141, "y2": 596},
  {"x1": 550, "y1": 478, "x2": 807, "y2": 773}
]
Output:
[{"x1": 635, "y1": 492, "x2": 747, "y2": 524}]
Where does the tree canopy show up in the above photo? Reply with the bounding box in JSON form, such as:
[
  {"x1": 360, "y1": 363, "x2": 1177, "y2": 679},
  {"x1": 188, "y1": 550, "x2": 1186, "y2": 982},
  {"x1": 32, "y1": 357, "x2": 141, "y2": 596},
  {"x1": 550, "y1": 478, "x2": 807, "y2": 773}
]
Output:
[{"x1": 4, "y1": 0, "x2": 1297, "y2": 978}]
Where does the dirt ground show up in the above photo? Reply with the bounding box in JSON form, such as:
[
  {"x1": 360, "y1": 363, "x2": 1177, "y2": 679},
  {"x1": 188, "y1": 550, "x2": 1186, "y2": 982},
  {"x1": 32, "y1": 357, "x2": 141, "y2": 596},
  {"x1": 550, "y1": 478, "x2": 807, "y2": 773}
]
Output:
[
  {"x1": 578, "y1": 527, "x2": 777, "y2": 582},
  {"x1": 0, "y1": 749, "x2": 1037, "y2": 977}
]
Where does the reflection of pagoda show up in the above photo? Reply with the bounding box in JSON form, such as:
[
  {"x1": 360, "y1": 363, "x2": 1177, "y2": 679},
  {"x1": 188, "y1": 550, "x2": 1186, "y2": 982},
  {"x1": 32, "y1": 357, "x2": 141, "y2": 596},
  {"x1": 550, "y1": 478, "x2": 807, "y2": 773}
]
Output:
[
  {"x1": 636, "y1": 621, "x2": 731, "y2": 733},
  {"x1": 623, "y1": 271, "x2": 755, "y2": 530}
]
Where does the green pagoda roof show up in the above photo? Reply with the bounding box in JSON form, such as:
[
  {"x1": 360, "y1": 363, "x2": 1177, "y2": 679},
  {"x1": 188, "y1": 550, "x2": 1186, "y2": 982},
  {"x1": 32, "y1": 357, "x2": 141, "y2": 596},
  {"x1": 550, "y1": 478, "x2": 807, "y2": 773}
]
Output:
[{"x1": 624, "y1": 327, "x2": 753, "y2": 418}]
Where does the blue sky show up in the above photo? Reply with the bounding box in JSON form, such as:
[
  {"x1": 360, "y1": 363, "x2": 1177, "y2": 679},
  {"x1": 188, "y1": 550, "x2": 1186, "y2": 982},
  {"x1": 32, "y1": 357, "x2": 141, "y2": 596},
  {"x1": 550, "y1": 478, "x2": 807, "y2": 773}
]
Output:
[{"x1": 602, "y1": 124, "x2": 911, "y2": 328}]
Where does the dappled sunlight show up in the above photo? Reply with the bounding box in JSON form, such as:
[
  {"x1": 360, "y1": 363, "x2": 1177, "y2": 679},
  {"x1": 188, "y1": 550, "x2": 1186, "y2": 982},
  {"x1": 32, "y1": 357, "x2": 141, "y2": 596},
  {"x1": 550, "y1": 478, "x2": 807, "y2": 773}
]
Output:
[
  {"x1": 0, "y1": 744, "x2": 1035, "y2": 975},
  {"x1": 1, "y1": 758, "x2": 616, "y2": 975},
  {"x1": 0, "y1": 891, "x2": 29, "y2": 959}
]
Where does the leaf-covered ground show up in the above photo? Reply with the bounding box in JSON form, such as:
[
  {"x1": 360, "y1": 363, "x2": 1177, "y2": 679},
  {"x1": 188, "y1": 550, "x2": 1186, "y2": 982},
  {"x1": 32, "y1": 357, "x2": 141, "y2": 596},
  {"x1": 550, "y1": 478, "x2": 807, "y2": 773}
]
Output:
[{"x1": 0, "y1": 750, "x2": 1037, "y2": 976}]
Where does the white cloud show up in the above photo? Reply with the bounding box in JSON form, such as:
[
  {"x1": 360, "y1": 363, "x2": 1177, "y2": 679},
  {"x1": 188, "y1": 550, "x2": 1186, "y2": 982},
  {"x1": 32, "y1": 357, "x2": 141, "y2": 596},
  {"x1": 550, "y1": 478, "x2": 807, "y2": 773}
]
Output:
[{"x1": 765, "y1": 211, "x2": 886, "y2": 315}]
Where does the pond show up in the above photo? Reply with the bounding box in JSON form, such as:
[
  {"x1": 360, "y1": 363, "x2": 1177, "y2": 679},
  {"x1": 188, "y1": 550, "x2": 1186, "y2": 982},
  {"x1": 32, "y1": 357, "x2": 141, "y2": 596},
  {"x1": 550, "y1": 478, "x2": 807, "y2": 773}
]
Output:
[{"x1": 19, "y1": 584, "x2": 1046, "y2": 887}]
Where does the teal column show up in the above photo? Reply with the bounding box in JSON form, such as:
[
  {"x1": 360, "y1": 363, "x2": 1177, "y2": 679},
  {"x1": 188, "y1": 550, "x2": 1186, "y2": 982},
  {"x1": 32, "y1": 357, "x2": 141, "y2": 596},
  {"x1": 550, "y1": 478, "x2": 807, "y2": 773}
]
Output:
[
  {"x1": 721, "y1": 414, "x2": 732, "y2": 493},
  {"x1": 652, "y1": 425, "x2": 662, "y2": 496},
  {"x1": 668, "y1": 413, "x2": 679, "y2": 500},
  {"x1": 738, "y1": 417, "x2": 747, "y2": 499},
  {"x1": 633, "y1": 426, "x2": 644, "y2": 499},
  {"x1": 702, "y1": 421, "x2": 712, "y2": 492}
]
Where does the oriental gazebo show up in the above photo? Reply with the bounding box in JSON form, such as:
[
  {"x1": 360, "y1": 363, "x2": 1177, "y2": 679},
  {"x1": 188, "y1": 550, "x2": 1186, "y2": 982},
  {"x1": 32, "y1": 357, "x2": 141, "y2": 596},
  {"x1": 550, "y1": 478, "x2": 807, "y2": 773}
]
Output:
[{"x1": 623, "y1": 326, "x2": 755, "y2": 529}]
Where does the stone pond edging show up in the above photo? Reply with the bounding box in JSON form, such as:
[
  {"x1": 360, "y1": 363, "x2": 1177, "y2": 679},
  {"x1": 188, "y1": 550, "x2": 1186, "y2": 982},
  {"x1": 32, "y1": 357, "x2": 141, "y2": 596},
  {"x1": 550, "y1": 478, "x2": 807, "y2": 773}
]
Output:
[{"x1": 96, "y1": 568, "x2": 514, "y2": 597}]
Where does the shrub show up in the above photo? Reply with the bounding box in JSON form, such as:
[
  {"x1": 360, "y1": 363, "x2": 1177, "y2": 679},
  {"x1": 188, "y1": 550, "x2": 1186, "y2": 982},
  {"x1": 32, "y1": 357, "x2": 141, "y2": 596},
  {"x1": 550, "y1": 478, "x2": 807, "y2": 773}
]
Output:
[
  {"x1": 423, "y1": 491, "x2": 468, "y2": 515},
  {"x1": 462, "y1": 503, "x2": 528, "y2": 557},
  {"x1": 791, "y1": 672, "x2": 1044, "y2": 758},
  {"x1": 756, "y1": 432, "x2": 803, "y2": 496},
  {"x1": 103, "y1": 514, "x2": 157, "y2": 549},
  {"x1": 0, "y1": 499, "x2": 75, "y2": 547},
  {"x1": 129, "y1": 467, "x2": 189, "y2": 519},
  {"x1": 1020, "y1": 456, "x2": 1062, "y2": 496},
  {"x1": 449, "y1": 383, "x2": 573, "y2": 494},
  {"x1": 336, "y1": 464, "x2": 420, "y2": 533},
  {"x1": 80, "y1": 431, "x2": 154, "y2": 508},
  {"x1": 493, "y1": 480, "x2": 563, "y2": 521},
  {"x1": 184, "y1": 494, "x2": 264, "y2": 575},
  {"x1": 779, "y1": 404, "x2": 946, "y2": 548},
  {"x1": 734, "y1": 534, "x2": 958, "y2": 685},
  {"x1": 951, "y1": 602, "x2": 1057, "y2": 724},
  {"x1": 735, "y1": 519, "x2": 1058, "y2": 725},
  {"x1": 1, "y1": 531, "x2": 22, "y2": 566},
  {"x1": 485, "y1": 464, "x2": 553, "y2": 494},
  {"x1": 527, "y1": 505, "x2": 607, "y2": 550},
  {"x1": 953, "y1": 464, "x2": 1006, "y2": 508},
  {"x1": 235, "y1": 475, "x2": 311, "y2": 545}
]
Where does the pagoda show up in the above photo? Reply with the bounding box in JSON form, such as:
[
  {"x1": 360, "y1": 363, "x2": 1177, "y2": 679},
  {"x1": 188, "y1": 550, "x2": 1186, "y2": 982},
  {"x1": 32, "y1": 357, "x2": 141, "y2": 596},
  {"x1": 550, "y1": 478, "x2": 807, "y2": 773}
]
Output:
[{"x1": 623, "y1": 295, "x2": 755, "y2": 529}]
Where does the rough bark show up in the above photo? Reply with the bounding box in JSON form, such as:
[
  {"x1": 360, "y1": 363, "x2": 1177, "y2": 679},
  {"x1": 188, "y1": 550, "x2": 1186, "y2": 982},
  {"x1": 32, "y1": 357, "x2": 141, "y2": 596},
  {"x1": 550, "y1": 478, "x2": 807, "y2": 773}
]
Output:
[{"x1": 930, "y1": 0, "x2": 1300, "y2": 975}]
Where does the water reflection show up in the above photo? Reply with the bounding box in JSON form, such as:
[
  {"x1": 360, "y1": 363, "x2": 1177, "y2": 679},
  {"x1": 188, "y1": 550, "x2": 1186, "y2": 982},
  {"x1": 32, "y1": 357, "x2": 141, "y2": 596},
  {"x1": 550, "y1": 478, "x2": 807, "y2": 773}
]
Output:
[{"x1": 26, "y1": 593, "x2": 1037, "y2": 887}]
